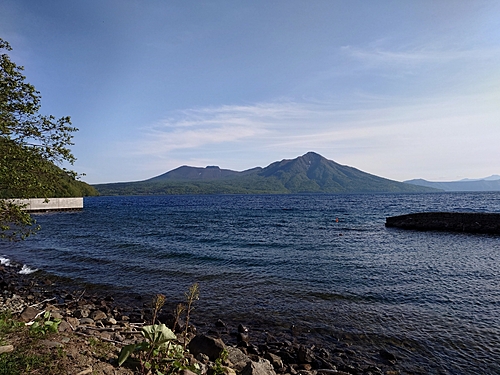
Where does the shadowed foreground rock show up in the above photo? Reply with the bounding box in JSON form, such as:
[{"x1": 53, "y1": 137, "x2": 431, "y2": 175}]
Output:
[{"x1": 385, "y1": 212, "x2": 500, "y2": 234}]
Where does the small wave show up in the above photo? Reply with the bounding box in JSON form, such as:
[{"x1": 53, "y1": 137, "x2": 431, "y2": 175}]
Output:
[
  {"x1": 0, "y1": 256, "x2": 11, "y2": 266},
  {"x1": 19, "y1": 264, "x2": 38, "y2": 275}
]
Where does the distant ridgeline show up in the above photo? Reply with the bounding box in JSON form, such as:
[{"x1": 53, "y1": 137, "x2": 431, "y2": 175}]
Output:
[
  {"x1": 94, "y1": 152, "x2": 439, "y2": 196},
  {"x1": 405, "y1": 177, "x2": 500, "y2": 192}
]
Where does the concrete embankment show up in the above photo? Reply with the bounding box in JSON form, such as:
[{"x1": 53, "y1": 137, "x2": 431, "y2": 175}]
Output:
[
  {"x1": 12, "y1": 197, "x2": 83, "y2": 212},
  {"x1": 385, "y1": 212, "x2": 500, "y2": 234}
]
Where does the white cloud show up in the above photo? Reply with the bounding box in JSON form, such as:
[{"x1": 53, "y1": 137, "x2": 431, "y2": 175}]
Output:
[
  {"x1": 341, "y1": 41, "x2": 500, "y2": 68},
  {"x1": 111, "y1": 86, "x2": 500, "y2": 182}
]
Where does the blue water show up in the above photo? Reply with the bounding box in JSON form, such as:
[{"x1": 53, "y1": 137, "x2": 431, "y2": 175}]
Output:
[{"x1": 1, "y1": 193, "x2": 500, "y2": 374}]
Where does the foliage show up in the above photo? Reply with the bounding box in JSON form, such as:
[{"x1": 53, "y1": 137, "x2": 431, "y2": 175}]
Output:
[
  {"x1": 119, "y1": 285, "x2": 200, "y2": 375},
  {"x1": 0, "y1": 38, "x2": 96, "y2": 240},
  {"x1": 29, "y1": 311, "x2": 61, "y2": 336},
  {"x1": 0, "y1": 199, "x2": 39, "y2": 240},
  {"x1": 0, "y1": 311, "x2": 23, "y2": 343},
  {"x1": 0, "y1": 312, "x2": 66, "y2": 375},
  {"x1": 211, "y1": 348, "x2": 229, "y2": 375},
  {"x1": 118, "y1": 324, "x2": 195, "y2": 375}
]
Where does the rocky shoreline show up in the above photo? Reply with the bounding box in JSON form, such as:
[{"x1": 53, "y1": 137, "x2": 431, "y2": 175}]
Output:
[{"x1": 1, "y1": 258, "x2": 407, "y2": 375}]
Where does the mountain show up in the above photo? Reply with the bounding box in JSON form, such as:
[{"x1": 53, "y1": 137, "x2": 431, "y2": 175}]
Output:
[
  {"x1": 94, "y1": 152, "x2": 439, "y2": 195},
  {"x1": 459, "y1": 175, "x2": 500, "y2": 182},
  {"x1": 147, "y1": 165, "x2": 261, "y2": 181},
  {"x1": 405, "y1": 178, "x2": 500, "y2": 192}
]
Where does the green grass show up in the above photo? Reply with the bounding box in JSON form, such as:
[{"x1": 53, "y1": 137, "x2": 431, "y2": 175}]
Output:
[
  {"x1": 0, "y1": 312, "x2": 23, "y2": 344},
  {"x1": 0, "y1": 351, "x2": 52, "y2": 375},
  {"x1": 0, "y1": 311, "x2": 67, "y2": 375}
]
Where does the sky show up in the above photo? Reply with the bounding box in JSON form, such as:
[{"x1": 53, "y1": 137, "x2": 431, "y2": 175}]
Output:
[{"x1": 1, "y1": 1, "x2": 499, "y2": 184}]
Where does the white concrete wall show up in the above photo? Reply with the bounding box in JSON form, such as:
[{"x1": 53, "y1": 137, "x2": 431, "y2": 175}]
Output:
[{"x1": 12, "y1": 197, "x2": 83, "y2": 211}]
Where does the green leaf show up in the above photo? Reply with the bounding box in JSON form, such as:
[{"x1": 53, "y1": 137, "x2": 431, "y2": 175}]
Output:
[
  {"x1": 118, "y1": 344, "x2": 137, "y2": 366},
  {"x1": 141, "y1": 324, "x2": 176, "y2": 346}
]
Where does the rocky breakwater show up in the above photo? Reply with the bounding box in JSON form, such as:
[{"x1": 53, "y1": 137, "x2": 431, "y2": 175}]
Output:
[
  {"x1": 385, "y1": 212, "x2": 500, "y2": 234},
  {"x1": 1, "y1": 260, "x2": 405, "y2": 375}
]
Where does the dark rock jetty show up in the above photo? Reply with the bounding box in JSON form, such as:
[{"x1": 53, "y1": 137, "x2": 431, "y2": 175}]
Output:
[{"x1": 385, "y1": 212, "x2": 500, "y2": 234}]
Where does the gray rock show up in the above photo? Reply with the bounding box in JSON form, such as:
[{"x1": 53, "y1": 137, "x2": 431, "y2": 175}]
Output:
[
  {"x1": 211, "y1": 366, "x2": 236, "y2": 375},
  {"x1": 238, "y1": 324, "x2": 249, "y2": 333},
  {"x1": 227, "y1": 347, "x2": 251, "y2": 372},
  {"x1": 277, "y1": 349, "x2": 296, "y2": 364},
  {"x1": 113, "y1": 332, "x2": 125, "y2": 342},
  {"x1": 128, "y1": 313, "x2": 144, "y2": 323},
  {"x1": 79, "y1": 317, "x2": 95, "y2": 325},
  {"x1": 99, "y1": 332, "x2": 112, "y2": 340},
  {"x1": 338, "y1": 364, "x2": 358, "y2": 374},
  {"x1": 50, "y1": 311, "x2": 64, "y2": 320},
  {"x1": 74, "y1": 309, "x2": 90, "y2": 319},
  {"x1": 298, "y1": 345, "x2": 315, "y2": 364},
  {"x1": 238, "y1": 332, "x2": 250, "y2": 343},
  {"x1": 91, "y1": 310, "x2": 107, "y2": 321},
  {"x1": 188, "y1": 334, "x2": 226, "y2": 361},
  {"x1": 66, "y1": 317, "x2": 80, "y2": 329},
  {"x1": 40, "y1": 339, "x2": 64, "y2": 348},
  {"x1": 215, "y1": 319, "x2": 227, "y2": 328},
  {"x1": 196, "y1": 352, "x2": 210, "y2": 363},
  {"x1": 264, "y1": 352, "x2": 284, "y2": 370},
  {"x1": 57, "y1": 320, "x2": 73, "y2": 332},
  {"x1": 20, "y1": 306, "x2": 42, "y2": 322},
  {"x1": 0, "y1": 345, "x2": 14, "y2": 354},
  {"x1": 241, "y1": 358, "x2": 277, "y2": 375}
]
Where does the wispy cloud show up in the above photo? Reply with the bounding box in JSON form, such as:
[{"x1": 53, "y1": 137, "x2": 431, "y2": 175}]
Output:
[
  {"x1": 340, "y1": 41, "x2": 500, "y2": 71},
  {"x1": 117, "y1": 85, "x2": 500, "y2": 180}
]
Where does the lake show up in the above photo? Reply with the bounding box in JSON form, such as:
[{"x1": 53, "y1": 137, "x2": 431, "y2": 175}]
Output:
[{"x1": 1, "y1": 192, "x2": 500, "y2": 374}]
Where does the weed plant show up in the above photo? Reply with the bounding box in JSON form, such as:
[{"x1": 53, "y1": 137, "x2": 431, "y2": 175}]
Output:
[
  {"x1": 118, "y1": 283, "x2": 201, "y2": 375},
  {"x1": 29, "y1": 311, "x2": 61, "y2": 336},
  {"x1": 211, "y1": 348, "x2": 229, "y2": 375}
]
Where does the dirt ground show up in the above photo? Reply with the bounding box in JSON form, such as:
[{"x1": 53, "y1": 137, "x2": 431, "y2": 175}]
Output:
[{"x1": 2, "y1": 323, "x2": 135, "y2": 375}]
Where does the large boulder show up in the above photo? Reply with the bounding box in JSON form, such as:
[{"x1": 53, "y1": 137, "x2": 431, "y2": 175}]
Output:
[
  {"x1": 227, "y1": 347, "x2": 251, "y2": 372},
  {"x1": 241, "y1": 358, "x2": 277, "y2": 375},
  {"x1": 188, "y1": 334, "x2": 225, "y2": 361},
  {"x1": 264, "y1": 352, "x2": 283, "y2": 370}
]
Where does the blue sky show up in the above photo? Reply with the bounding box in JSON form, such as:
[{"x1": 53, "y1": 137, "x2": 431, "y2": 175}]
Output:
[{"x1": 1, "y1": 1, "x2": 499, "y2": 184}]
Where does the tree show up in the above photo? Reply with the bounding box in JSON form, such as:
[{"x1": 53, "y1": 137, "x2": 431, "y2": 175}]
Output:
[{"x1": 1, "y1": 37, "x2": 79, "y2": 239}]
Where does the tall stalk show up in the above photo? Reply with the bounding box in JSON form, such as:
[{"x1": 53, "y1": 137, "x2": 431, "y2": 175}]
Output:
[
  {"x1": 183, "y1": 283, "x2": 199, "y2": 349},
  {"x1": 151, "y1": 294, "x2": 166, "y2": 325}
]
